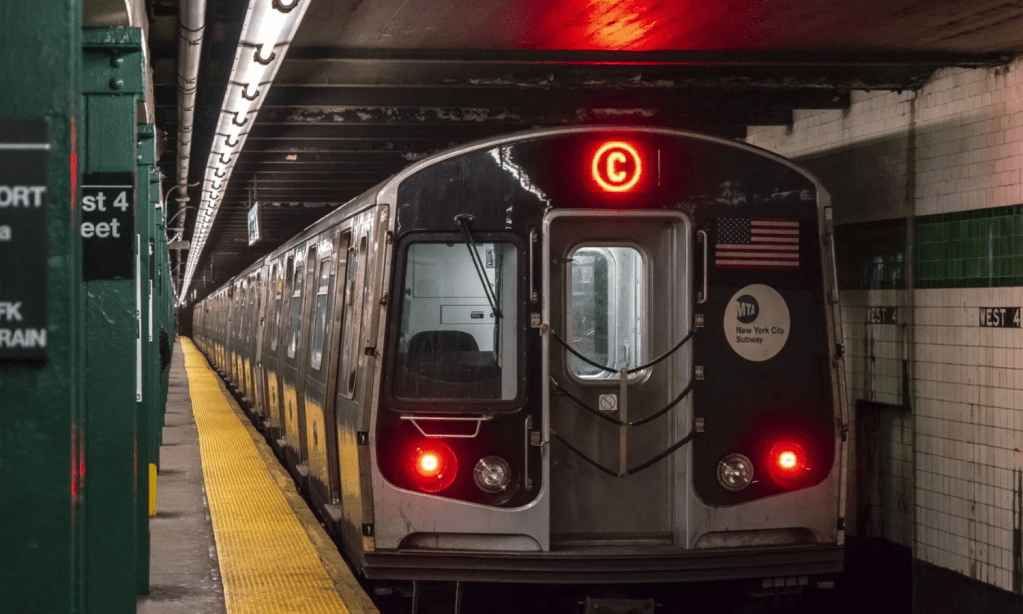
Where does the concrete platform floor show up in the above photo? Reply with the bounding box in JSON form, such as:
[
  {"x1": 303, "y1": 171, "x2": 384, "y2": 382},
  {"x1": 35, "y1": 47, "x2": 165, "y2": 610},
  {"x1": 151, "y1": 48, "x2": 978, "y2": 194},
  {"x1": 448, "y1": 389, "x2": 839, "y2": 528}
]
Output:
[{"x1": 137, "y1": 343, "x2": 226, "y2": 614}]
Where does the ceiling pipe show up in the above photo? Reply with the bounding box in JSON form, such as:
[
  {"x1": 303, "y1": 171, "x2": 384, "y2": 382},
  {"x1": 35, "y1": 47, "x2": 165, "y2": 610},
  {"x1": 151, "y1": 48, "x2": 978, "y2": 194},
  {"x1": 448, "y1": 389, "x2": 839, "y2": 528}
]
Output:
[{"x1": 176, "y1": 0, "x2": 206, "y2": 213}]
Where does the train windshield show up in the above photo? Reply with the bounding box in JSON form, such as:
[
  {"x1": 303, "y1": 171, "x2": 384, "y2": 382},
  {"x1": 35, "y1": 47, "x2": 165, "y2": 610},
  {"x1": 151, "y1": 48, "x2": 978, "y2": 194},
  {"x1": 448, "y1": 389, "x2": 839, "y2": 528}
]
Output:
[{"x1": 393, "y1": 241, "x2": 518, "y2": 402}]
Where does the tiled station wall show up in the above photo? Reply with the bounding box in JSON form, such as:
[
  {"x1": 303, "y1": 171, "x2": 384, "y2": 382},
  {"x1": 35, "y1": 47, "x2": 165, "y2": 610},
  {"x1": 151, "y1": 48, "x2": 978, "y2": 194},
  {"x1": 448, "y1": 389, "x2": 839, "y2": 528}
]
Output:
[{"x1": 747, "y1": 56, "x2": 1023, "y2": 594}]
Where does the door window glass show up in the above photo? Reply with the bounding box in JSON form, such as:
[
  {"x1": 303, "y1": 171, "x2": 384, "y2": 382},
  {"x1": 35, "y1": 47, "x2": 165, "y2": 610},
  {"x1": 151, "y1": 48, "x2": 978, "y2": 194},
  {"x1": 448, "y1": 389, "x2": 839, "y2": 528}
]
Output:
[
  {"x1": 393, "y1": 241, "x2": 518, "y2": 401},
  {"x1": 286, "y1": 261, "x2": 304, "y2": 359},
  {"x1": 270, "y1": 264, "x2": 284, "y2": 350},
  {"x1": 567, "y1": 246, "x2": 645, "y2": 379},
  {"x1": 309, "y1": 257, "x2": 331, "y2": 370},
  {"x1": 339, "y1": 236, "x2": 364, "y2": 397}
]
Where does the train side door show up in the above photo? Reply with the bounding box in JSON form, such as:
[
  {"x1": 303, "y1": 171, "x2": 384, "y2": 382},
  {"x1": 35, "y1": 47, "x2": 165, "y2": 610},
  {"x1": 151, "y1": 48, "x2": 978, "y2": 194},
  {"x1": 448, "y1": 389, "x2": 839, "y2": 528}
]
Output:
[
  {"x1": 251, "y1": 270, "x2": 264, "y2": 416},
  {"x1": 544, "y1": 210, "x2": 692, "y2": 546},
  {"x1": 334, "y1": 227, "x2": 372, "y2": 547},
  {"x1": 283, "y1": 244, "x2": 318, "y2": 472},
  {"x1": 269, "y1": 254, "x2": 294, "y2": 443},
  {"x1": 300, "y1": 231, "x2": 348, "y2": 516},
  {"x1": 256, "y1": 263, "x2": 276, "y2": 423},
  {"x1": 315, "y1": 230, "x2": 350, "y2": 518}
]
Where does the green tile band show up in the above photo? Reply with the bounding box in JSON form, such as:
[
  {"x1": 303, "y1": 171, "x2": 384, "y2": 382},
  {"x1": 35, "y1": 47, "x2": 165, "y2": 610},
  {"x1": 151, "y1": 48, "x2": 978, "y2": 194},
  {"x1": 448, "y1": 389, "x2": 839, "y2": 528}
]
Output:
[{"x1": 835, "y1": 203, "x2": 1023, "y2": 290}]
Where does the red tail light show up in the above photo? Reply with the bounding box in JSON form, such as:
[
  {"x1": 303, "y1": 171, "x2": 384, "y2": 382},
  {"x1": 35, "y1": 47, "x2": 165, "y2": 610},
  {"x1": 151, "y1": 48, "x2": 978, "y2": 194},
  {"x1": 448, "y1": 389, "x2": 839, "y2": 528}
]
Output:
[
  {"x1": 767, "y1": 441, "x2": 808, "y2": 486},
  {"x1": 410, "y1": 441, "x2": 458, "y2": 493}
]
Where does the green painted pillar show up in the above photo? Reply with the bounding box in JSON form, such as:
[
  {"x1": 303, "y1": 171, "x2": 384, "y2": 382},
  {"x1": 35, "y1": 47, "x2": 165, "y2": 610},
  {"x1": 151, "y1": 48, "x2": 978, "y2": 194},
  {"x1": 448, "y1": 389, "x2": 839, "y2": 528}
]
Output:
[
  {"x1": 147, "y1": 140, "x2": 169, "y2": 456},
  {"x1": 158, "y1": 195, "x2": 172, "y2": 416},
  {"x1": 81, "y1": 27, "x2": 144, "y2": 614},
  {"x1": 136, "y1": 123, "x2": 156, "y2": 593},
  {"x1": 0, "y1": 1, "x2": 83, "y2": 612},
  {"x1": 158, "y1": 194, "x2": 175, "y2": 420}
]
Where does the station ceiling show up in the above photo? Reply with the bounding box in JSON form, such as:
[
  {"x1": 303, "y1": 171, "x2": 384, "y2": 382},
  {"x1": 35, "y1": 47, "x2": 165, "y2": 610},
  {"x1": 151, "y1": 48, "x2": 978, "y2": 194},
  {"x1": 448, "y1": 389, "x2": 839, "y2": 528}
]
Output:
[{"x1": 144, "y1": 0, "x2": 1023, "y2": 301}]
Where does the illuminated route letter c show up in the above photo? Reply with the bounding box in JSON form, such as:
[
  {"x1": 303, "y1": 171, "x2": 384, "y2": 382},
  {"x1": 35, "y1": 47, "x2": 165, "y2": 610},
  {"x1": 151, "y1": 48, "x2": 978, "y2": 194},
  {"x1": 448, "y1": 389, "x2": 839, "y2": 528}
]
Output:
[
  {"x1": 607, "y1": 152, "x2": 627, "y2": 183},
  {"x1": 592, "y1": 141, "x2": 642, "y2": 192}
]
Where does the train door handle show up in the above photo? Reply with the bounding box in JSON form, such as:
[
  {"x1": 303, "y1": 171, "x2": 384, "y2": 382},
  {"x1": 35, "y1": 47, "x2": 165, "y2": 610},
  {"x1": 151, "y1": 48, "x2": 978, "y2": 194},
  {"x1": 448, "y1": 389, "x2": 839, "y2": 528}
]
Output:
[{"x1": 697, "y1": 230, "x2": 708, "y2": 304}]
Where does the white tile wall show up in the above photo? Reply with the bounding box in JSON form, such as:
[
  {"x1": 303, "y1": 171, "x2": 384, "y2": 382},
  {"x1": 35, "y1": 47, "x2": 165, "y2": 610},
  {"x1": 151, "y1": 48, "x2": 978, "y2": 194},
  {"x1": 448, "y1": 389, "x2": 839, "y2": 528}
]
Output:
[{"x1": 748, "y1": 56, "x2": 1023, "y2": 593}]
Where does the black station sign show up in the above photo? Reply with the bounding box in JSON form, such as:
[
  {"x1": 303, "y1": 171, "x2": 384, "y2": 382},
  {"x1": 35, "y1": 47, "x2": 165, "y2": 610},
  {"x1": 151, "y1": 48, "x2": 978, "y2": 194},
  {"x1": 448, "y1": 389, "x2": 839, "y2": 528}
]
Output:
[
  {"x1": 81, "y1": 172, "x2": 134, "y2": 280},
  {"x1": 979, "y1": 307, "x2": 1020, "y2": 328},
  {"x1": 866, "y1": 306, "x2": 898, "y2": 325},
  {"x1": 247, "y1": 201, "x2": 261, "y2": 246},
  {"x1": 0, "y1": 118, "x2": 50, "y2": 361}
]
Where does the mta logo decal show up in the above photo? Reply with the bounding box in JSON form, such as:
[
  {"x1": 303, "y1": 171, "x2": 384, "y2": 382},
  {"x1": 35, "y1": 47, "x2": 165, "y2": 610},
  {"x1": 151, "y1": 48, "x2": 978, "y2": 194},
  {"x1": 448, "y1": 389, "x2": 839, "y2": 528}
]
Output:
[{"x1": 736, "y1": 295, "x2": 759, "y2": 323}]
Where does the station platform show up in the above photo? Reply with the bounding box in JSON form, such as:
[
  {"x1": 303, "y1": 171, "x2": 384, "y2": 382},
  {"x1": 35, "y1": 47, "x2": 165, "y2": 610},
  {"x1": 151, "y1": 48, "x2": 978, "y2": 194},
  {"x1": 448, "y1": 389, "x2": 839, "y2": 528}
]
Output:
[{"x1": 137, "y1": 339, "x2": 378, "y2": 614}]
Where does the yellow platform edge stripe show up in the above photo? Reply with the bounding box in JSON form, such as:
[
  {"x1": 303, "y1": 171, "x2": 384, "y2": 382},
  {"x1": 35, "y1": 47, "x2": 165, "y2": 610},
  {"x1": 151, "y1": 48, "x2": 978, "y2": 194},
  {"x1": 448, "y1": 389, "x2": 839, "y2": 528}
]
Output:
[
  {"x1": 148, "y1": 463, "x2": 157, "y2": 517},
  {"x1": 181, "y1": 338, "x2": 377, "y2": 614}
]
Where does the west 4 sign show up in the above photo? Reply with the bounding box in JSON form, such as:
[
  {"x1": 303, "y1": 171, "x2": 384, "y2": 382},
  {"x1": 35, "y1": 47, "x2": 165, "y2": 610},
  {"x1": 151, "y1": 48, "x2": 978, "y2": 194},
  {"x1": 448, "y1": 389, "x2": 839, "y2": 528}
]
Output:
[
  {"x1": 81, "y1": 172, "x2": 134, "y2": 280},
  {"x1": 979, "y1": 307, "x2": 1021, "y2": 328}
]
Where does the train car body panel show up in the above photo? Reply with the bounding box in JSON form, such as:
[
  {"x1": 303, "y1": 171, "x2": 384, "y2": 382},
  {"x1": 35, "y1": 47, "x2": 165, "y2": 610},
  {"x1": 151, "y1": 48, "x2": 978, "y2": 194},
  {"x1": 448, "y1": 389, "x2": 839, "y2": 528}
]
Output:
[
  {"x1": 193, "y1": 126, "x2": 848, "y2": 590},
  {"x1": 365, "y1": 127, "x2": 847, "y2": 581}
]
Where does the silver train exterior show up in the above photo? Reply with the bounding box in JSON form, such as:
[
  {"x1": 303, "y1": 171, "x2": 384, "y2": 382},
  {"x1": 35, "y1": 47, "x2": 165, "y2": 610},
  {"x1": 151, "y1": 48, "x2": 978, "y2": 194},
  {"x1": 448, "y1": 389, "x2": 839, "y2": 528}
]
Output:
[{"x1": 192, "y1": 126, "x2": 849, "y2": 586}]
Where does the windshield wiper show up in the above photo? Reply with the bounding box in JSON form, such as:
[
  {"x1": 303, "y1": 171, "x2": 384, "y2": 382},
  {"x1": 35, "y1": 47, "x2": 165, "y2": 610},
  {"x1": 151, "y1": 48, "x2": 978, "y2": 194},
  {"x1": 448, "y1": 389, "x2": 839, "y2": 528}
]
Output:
[{"x1": 454, "y1": 214, "x2": 503, "y2": 320}]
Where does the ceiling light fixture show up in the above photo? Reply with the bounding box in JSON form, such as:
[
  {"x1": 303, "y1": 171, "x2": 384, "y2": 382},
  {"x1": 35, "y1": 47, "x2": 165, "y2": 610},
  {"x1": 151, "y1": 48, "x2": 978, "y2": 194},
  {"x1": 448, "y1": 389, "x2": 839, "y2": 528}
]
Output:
[{"x1": 178, "y1": 0, "x2": 310, "y2": 302}]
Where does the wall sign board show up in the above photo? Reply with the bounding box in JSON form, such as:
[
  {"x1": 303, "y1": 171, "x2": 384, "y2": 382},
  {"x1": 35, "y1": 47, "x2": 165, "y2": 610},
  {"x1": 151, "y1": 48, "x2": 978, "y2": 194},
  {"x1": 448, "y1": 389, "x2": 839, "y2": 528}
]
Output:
[
  {"x1": 247, "y1": 202, "x2": 261, "y2": 246},
  {"x1": 979, "y1": 307, "x2": 1020, "y2": 328},
  {"x1": 0, "y1": 118, "x2": 50, "y2": 361},
  {"x1": 82, "y1": 172, "x2": 134, "y2": 280},
  {"x1": 866, "y1": 306, "x2": 898, "y2": 325}
]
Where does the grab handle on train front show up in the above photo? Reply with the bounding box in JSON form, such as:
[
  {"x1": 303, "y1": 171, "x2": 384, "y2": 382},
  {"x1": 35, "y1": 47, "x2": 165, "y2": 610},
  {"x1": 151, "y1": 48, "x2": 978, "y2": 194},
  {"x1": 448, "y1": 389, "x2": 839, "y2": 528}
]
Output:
[{"x1": 697, "y1": 230, "x2": 708, "y2": 304}]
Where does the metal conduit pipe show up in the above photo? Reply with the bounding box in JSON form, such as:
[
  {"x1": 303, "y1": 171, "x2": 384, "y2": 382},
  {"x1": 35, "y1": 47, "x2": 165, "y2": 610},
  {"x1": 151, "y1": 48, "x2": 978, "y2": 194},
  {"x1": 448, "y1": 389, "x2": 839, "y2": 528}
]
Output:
[{"x1": 175, "y1": 0, "x2": 207, "y2": 214}]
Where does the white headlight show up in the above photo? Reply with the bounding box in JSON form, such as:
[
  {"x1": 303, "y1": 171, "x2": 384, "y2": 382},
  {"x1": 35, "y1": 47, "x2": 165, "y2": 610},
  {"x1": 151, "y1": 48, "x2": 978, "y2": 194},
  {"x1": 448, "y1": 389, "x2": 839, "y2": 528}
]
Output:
[
  {"x1": 717, "y1": 453, "x2": 754, "y2": 491},
  {"x1": 473, "y1": 456, "x2": 511, "y2": 493}
]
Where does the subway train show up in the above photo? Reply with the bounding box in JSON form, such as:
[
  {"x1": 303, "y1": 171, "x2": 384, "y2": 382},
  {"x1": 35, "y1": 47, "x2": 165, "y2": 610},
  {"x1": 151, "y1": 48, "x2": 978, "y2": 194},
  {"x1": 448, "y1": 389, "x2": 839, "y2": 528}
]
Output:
[{"x1": 192, "y1": 126, "x2": 849, "y2": 609}]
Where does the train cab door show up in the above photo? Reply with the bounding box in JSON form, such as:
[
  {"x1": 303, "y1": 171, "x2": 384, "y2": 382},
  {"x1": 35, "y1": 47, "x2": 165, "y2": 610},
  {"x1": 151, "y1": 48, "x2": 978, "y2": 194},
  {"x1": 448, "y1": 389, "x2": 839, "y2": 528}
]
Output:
[{"x1": 544, "y1": 210, "x2": 693, "y2": 548}]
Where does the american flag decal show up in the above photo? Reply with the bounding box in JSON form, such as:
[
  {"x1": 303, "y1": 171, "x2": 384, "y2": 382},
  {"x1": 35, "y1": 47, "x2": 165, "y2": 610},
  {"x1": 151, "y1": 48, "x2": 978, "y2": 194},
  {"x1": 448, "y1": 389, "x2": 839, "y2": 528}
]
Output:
[{"x1": 715, "y1": 217, "x2": 799, "y2": 269}]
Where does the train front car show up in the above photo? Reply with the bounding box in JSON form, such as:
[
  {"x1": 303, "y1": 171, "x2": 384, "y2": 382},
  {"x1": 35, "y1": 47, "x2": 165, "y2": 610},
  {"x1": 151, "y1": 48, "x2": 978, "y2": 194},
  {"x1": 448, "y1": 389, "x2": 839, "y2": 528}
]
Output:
[{"x1": 367, "y1": 128, "x2": 847, "y2": 596}]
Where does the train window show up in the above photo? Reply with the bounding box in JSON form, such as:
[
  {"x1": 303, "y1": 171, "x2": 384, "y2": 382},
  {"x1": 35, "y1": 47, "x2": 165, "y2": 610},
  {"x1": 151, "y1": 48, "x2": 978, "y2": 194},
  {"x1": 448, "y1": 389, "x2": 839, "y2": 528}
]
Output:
[
  {"x1": 271, "y1": 261, "x2": 286, "y2": 351},
  {"x1": 567, "y1": 246, "x2": 645, "y2": 379},
  {"x1": 286, "y1": 261, "x2": 305, "y2": 359},
  {"x1": 338, "y1": 237, "x2": 363, "y2": 397},
  {"x1": 247, "y1": 276, "x2": 256, "y2": 344},
  {"x1": 309, "y1": 256, "x2": 331, "y2": 370},
  {"x1": 393, "y1": 241, "x2": 518, "y2": 402}
]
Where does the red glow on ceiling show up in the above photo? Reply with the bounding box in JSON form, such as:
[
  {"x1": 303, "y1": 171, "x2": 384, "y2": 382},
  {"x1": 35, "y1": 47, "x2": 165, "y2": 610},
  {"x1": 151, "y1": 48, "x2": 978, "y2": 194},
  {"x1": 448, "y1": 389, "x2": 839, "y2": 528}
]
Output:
[{"x1": 526, "y1": 0, "x2": 768, "y2": 52}]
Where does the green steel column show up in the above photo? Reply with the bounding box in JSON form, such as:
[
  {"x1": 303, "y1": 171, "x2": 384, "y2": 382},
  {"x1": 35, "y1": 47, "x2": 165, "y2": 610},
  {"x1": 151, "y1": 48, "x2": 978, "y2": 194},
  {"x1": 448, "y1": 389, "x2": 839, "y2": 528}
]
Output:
[
  {"x1": 0, "y1": 1, "x2": 83, "y2": 612},
  {"x1": 146, "y1": 140, "x2": 167, "y2": 461},
  {"x1": 81, "y1": 27, "x2": 144, "y2": 614},
  {"x1": 157, "y1": 195, "x2": 171, "y2": 416},
  {"x1": 155, "y1": 166, "x2": 172, "y2": 439},
  {"x1": 136, "y1": 123, "x2": 156, "y2": 593},
  {"x1": 158, "y1": 196, "x2": 174, "y2": 419}
]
